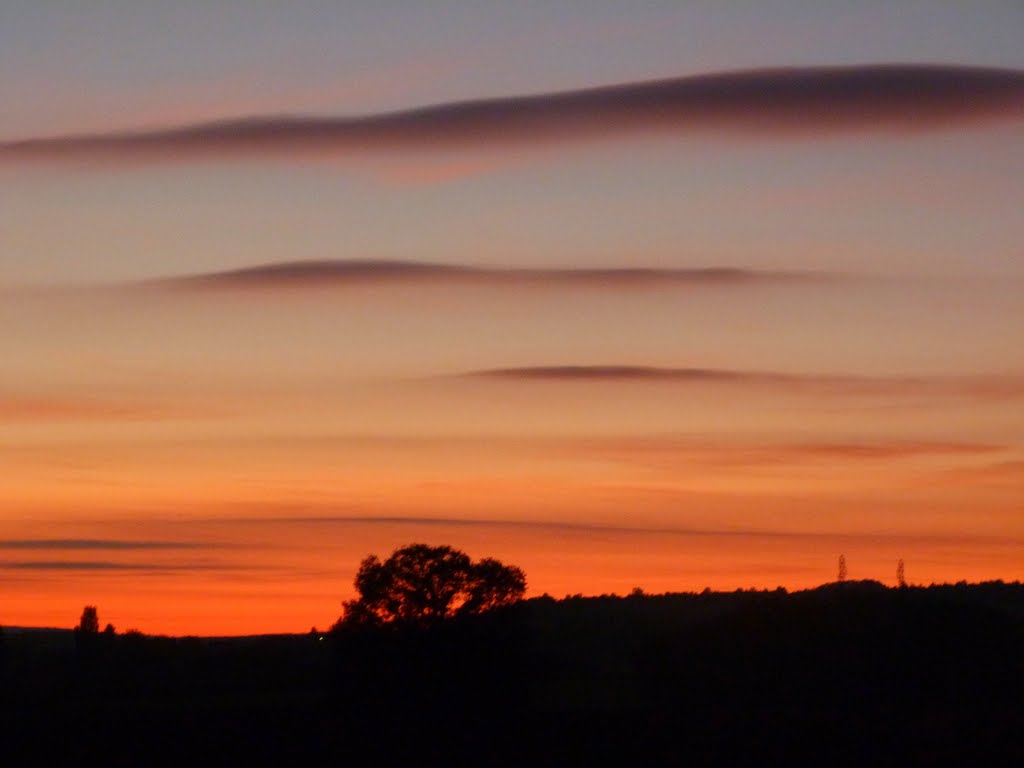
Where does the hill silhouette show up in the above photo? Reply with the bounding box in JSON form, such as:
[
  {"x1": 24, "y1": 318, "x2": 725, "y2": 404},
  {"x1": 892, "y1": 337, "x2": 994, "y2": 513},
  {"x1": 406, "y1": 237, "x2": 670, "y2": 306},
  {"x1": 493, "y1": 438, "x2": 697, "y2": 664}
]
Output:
[{"x1": 2, "y1": 581, "x2": 1021, "y2": 766}]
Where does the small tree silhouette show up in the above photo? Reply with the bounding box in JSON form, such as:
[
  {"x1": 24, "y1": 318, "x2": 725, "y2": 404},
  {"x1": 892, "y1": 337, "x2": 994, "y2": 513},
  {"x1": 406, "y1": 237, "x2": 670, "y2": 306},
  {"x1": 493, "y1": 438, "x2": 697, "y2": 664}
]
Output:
[
  {"x1": 838, "y1": 555, "x2": 848, "y2": 583},
  {"x1": 74, "y1": 605, "x2": 101, "y2": 658},
  {"x1": 77, "y1": 606, "x2": 100, "y2": 635},
  {"x1": 897, "y1": 559, "x2": 906, "y2": 588},
  {"x1": 337, "y1": 543, "x2": 526, "y2": 629}
]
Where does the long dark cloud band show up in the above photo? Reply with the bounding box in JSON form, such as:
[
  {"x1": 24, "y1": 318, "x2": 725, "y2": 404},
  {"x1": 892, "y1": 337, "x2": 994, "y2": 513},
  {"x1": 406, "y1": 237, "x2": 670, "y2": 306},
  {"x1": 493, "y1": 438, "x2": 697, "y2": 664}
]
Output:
[
  {"x1": 4, "y1": 65, "x2": 1023, "y2": 165},
  {"x1": 145, "y1": 259, "x2": 824, "y2": 291}
]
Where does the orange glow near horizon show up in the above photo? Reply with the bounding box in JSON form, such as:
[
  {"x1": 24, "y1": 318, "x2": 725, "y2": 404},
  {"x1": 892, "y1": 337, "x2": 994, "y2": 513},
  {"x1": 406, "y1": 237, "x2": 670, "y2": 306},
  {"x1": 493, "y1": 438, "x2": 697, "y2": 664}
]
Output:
[
  {"x1": 3, "y1": 418, "x2": 1022, "y2": 635},
  {"x1": 3, "y1": 514, "x2": 1022, "y2": 636},
  {"x1": 3, "y1": 315, "x2": 1024, "y2": 635}
]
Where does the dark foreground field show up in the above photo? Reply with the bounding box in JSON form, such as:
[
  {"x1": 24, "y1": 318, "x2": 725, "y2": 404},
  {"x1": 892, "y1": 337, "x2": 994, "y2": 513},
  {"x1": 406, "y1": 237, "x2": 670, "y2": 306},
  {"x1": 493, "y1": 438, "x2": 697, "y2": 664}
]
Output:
[{"x1": 3, "y1": 581, "x2": 1022, "y2": 766}]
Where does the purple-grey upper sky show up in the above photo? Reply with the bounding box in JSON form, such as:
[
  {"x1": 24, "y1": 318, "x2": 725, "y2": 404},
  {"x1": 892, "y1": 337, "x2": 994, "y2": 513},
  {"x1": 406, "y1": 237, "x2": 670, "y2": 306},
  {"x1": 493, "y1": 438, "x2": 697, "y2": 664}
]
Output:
[
  {"x1": 3, "y1": 0, "x2": 1023, "y2": 283},
  {"x1": 3, "y1": 1, "x2": 1024, "y2": 140}
]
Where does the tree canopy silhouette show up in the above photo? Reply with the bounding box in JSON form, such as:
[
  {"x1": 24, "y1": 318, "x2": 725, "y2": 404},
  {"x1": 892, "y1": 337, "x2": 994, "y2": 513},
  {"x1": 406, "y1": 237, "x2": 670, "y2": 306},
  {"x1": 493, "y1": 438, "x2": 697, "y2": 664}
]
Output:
[
  {"x1": 76, "y1": 605, "x2": 100, "y2": 635},
  {"x1": 337, "y1": 543, "x2": 526, "y2": 629}
]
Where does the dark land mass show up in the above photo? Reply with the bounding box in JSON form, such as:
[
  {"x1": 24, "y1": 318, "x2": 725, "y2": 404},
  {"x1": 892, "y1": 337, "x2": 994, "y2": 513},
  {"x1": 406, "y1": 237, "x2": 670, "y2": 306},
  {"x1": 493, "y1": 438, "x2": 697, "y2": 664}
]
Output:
[{"x1": 2, "y1": 581, "x2": 1022, "y2": 766}]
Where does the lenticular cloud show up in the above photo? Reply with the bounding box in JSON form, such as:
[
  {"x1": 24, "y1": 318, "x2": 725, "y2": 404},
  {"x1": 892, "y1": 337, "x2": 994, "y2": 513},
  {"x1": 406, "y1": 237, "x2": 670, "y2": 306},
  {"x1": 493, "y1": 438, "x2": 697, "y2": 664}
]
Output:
[{"x1": 3, "y1": 65, "x2": 1022, "y2": 167}]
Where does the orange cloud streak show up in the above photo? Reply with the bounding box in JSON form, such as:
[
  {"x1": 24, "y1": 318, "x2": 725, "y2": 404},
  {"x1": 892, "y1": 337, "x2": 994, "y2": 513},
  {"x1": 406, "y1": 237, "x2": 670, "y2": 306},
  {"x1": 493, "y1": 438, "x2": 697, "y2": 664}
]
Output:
[{"x1": 0, "y1": 396, "x2": 193, "y2": 423}]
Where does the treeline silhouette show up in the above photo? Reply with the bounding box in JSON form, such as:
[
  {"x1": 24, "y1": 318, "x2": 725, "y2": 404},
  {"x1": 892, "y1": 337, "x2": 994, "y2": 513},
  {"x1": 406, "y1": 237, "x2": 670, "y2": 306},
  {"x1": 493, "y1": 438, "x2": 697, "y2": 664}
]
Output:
[{"x1": 3, "y1": 576, "x2": 1022, "y2": 765}]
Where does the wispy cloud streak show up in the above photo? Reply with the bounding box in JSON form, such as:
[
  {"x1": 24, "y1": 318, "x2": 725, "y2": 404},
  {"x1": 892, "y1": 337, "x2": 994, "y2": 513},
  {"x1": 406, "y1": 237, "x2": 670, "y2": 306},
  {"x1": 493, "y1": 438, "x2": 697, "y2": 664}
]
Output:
[
  {"x1": 0, "y1": 539, "x2": 210, "y2": 551},
  {"x1": 461, "y1": 366, "x2": 1024, "y2": 399},
  {"x1": 4, "y1": 65, "x2": 1022, "y2": 166},
  {"x1": 934, "y1": 459, "x2": 1024, "y2": 487},
  {"x1": 144, "y1": 259, "x2": 824, "y2": 291},
  {"x1": 0, "y1": 561, "x2": 241, "y2": 572},
  {"x1": 572, "y1": 436, "x2": 1006, "y2": 461},
  {"x1": 781, "y1": 442, "x2": 1005, "y2": 460},
  {"x1": 230, "y1": 515, "x2": 1020, "y2": 546},
  {"x1": 0, "y1": 397, "x2": 199, "y2": 424}
]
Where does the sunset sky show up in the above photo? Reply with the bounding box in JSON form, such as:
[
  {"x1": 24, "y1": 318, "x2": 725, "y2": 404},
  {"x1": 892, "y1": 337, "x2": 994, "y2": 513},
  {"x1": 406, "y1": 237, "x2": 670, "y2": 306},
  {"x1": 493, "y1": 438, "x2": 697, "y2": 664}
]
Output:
[{"x1": 2, "y1": 1, "x2": 1023, "y2": 635}]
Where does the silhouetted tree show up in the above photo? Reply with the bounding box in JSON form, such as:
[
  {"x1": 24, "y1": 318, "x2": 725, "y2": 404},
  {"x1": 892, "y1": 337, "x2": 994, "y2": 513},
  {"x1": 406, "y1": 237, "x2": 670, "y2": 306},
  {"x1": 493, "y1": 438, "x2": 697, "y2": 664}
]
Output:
[
  {"x1": 897, "y1": 559, "x2": 906, "y2": 588},
  {"x1": 337, "y1": 543, "x2": 526, "y2": 629},
  {"x1": 74, "y1": 605, "x2": 101, "y2": 658},
  {"x1": 77, "y1": 606, "x2": 100, "y2": 635},
  {"x1": 838, "y1": 555, "x2": 848, "y2": 582}
]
